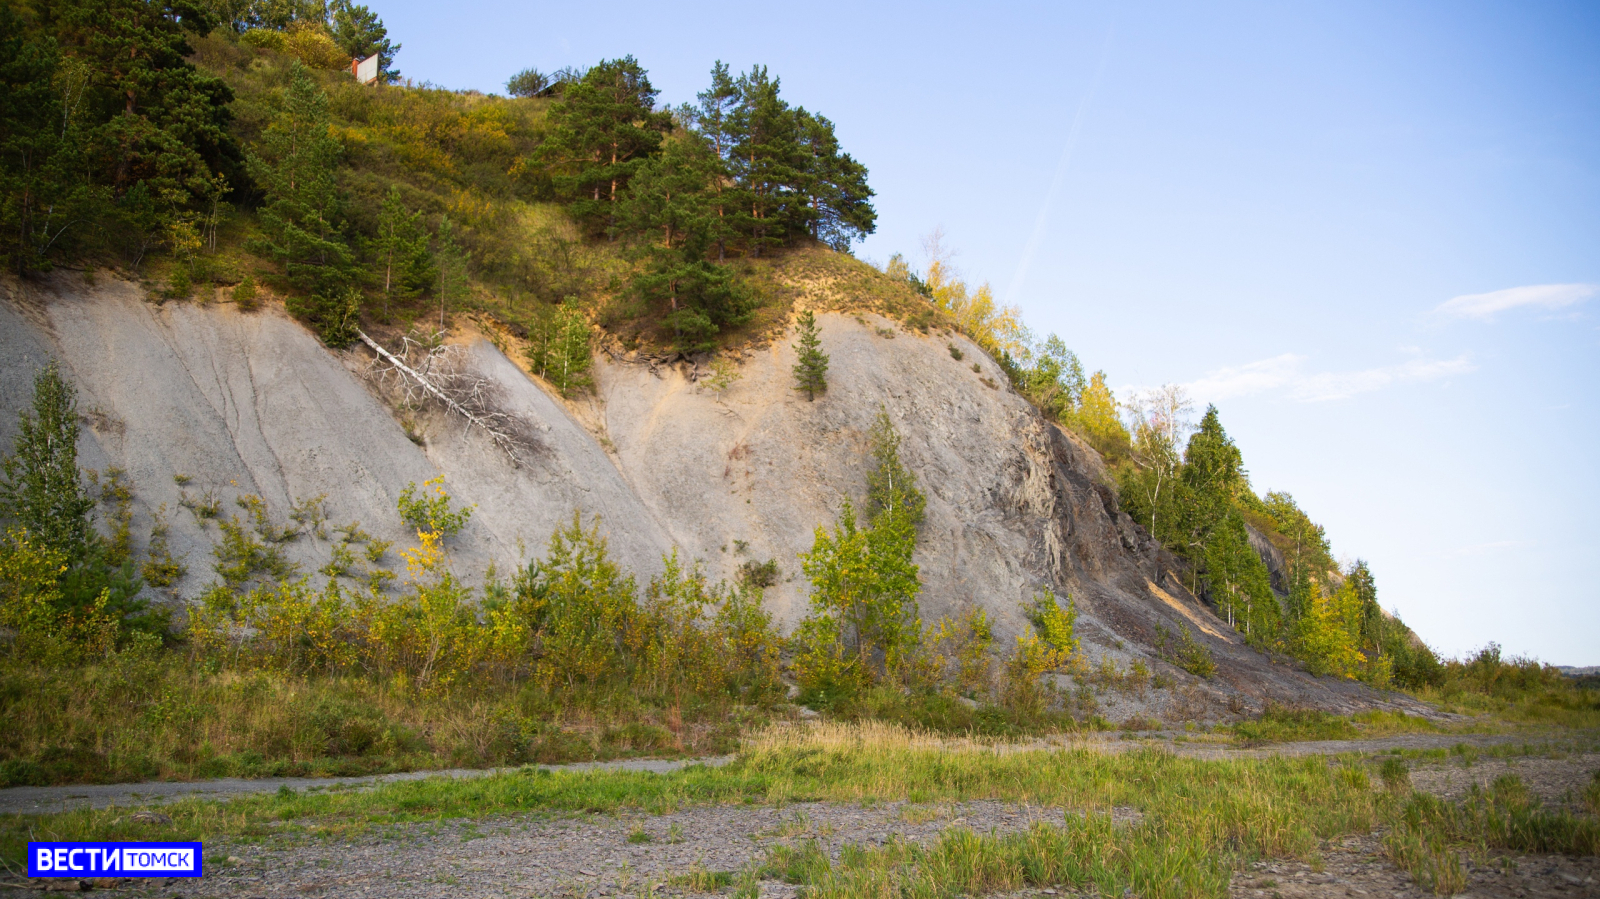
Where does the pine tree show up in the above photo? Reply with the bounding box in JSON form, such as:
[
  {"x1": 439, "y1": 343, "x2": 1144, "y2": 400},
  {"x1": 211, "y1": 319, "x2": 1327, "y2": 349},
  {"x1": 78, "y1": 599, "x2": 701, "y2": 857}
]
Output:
[
  {"x1": 371, "y1": 185, "x2": 433, "y2": 313},
  {"x1": 329, "y1": 0, "x2": 400, "y2": 81},
  {"x1": 791, "y1": 310, "x2": 828, "y2": 401},
  {"x1": 0, "y1": 362, "x2": 95, "y2": 560},
  {"x1": 433, "y1": 214, "x2": 469, "y2": 330},
  {"x1": 794, "y1": 108, "x2": 876, "y2": 251},
  {"x1": 729, "y1": 66, "x2": 803, "y2": 255},
  {"x1": 249, "y1": 62, "x2": 356, "y2": 343},
  {"x1": 689, "y1": 61, "x2": 740, "y2": 260},
  {"x1": 535, "y1": 56, "x2": 672, "y2": 235}
]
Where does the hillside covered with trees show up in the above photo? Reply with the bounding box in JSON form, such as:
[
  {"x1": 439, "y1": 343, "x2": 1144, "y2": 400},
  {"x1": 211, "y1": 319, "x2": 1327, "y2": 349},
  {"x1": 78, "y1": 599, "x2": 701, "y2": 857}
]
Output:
[{"x1": 4, "y1": 0, "x2": 1587, "y2": 793}]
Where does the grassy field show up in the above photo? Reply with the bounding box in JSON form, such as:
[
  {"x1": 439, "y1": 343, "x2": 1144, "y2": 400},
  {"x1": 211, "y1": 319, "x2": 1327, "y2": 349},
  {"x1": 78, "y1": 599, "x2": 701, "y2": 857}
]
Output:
[{"x1": 4, "y1": 722, "x2": 1596, "y2": 898}]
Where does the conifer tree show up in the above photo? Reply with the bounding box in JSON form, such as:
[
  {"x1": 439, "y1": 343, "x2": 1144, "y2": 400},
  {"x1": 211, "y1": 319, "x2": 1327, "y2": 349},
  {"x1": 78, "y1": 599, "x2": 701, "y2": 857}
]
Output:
[
  {"x1": 1202, "y1": 513, "x2": 1278, "y2": 641},
  {"x1": 536, "y1": 56, "x2": 672, "y2": 234},
  {"x1": 795, "y1": 108, "x2": 876, "y2": 251},
  {"x1": 372, "y1": 185, "x2": 432, "y2": 312},
  {"x1": 791, "y1": 310, "x2": 828, "y2": 401},
  {"x1": 250, "y1": 62, "x2": 357, "y2": 343},
  {"x1": 688, "y1": 61, "x2": 740, "y2": 260},
  {"x1": 433, "y1": 214, "x2": 469, "y2": 330},
  {"x1": 729, "y1": 66, "x2": 803, "y2": 255},
  {"x1": 0, "y1": 362, "x2": 95, "y2": 560},
  {"x1": 1179, "y1": 405, "x2": 1245, "y2": 559},
  {"x1": 329, "y1": 0, "x2": 399, "y2": 81}
]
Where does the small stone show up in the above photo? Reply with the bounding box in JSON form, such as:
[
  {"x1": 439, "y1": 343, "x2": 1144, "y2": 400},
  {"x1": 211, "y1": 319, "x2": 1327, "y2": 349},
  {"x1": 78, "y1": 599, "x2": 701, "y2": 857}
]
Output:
[
  {"x1": 43, "y1": 882, "x2": 86, "y2": 893},
  {"x1": 227, "y1": 856, "x2": 244, "y2": 865}
]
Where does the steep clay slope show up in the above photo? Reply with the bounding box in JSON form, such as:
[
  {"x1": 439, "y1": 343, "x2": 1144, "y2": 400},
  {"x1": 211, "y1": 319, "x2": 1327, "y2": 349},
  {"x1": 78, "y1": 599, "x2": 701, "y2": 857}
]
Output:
[
  {"x1": 0, "y1": 275, "x2": 675, "y2": 592},
  {"x1": 0, "y1": 274, "x2": 1426, "y2": 718}
]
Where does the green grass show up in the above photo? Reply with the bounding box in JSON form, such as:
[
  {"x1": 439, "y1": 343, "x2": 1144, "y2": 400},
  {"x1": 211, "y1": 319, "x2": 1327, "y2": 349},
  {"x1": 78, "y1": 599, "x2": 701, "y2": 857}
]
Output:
[
  {"x1": 0, "y1": 657, "x2": 756, "y2": 787},
  {"x1": 3, "y1": 722, "x2": 1596, "y2": 897},
  {"x1": 6, "y1": 719, "x2": 1593, "y2": 895},
  {"x1": 1229, "y1": 706, "x2": 1447, "y2": 745}
]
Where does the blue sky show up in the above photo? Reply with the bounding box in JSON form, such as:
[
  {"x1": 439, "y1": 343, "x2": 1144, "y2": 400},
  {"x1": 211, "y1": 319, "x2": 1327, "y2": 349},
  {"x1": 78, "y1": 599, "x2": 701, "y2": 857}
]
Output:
[{"x1": 377, "y1": 0, "x2": 1600, "y2": 664}]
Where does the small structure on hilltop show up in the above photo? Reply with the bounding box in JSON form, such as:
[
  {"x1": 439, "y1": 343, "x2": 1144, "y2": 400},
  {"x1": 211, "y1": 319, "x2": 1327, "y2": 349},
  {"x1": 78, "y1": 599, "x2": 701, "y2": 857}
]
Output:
[{"x1": 352, "y1": 54, "x2": 380, "y2": 86}]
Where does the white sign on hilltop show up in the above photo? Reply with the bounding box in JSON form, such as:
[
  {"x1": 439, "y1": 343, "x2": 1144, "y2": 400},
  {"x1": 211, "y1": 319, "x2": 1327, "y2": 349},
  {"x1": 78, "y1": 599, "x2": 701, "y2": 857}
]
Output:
[{"x1": 352, "y1": 54, "x2": 379, "y2": 85}]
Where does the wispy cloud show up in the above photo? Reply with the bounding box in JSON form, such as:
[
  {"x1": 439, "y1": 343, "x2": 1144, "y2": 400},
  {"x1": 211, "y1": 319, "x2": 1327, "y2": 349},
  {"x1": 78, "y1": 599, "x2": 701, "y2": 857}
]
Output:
[
  {"x1": 1182, "y1": 353, "x2": 1474, "y2": 403},
  {"x1": 1434, "y1": 283, "x2": 1596, "y2": 320},
  {"x1": 1444, "y1": 539, "x2": 1532, "y2": 558}
]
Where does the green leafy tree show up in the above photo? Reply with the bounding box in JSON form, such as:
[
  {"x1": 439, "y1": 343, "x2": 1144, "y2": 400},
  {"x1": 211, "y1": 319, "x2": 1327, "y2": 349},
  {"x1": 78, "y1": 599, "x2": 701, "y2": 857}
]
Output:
[
  {"x1": 1017, "y1": 334, "x2": 1086, "y2": 422},
  {"x1": 536, "y1": 56, "x2": 672, "y2": 235},
  {"x1": 791, "y1": 310, "x2": 828, "y2": 401},
  {"x1": 795, "y1": 415, "x2": 925, "y2": 697},
  {"x1": 1118, "y1": 385, "x2": 1193, "y2": 545},
  {"x1": 799, "y1": 499, "x2": 921, "y2": 680},
  {"x1": 865, "y1": 410, "x2": 925, "y2": 530},
  {"x1": 1262, "y1": 491, "x2": 1332, "y2": 621},
  {"x1": 328, "y1": 0, "x2": 398, "y2": 82},
  {"x1": 1070, "y1": 371, "x2": 1131, "y2": 460},
  {"x1": 513, "y1": 513, "x2": 639, "y2": 690},
  {"x1": 505, "y1": 68, "x2": 549, "y2": 98},
  {"x1": 525, "y1": 300, "x2": 592, "y2": 395}
]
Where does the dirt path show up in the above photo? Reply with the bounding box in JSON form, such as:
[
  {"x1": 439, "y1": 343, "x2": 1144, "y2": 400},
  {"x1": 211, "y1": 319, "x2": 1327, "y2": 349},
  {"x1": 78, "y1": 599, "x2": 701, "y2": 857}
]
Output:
[{"x1": 0, "y1": 730, "x2": 1545, "y2": 818}]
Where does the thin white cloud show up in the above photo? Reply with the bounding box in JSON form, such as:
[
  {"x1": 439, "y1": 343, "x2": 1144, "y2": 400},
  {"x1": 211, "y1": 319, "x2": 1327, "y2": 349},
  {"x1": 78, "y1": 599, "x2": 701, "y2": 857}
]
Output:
[
  {"x1": 1444, "y1": 539, "x2": 1531, "y2": 558},
  {"x1": 1435, "y1": 283, "x2": 1596, "y2": 320},
  {"x1": 1182, "y1": 353, "x2": 1474, "y2": 404},
  {"x1": 1182, "y1": 354, "x2": 1303, "y2": 401}
]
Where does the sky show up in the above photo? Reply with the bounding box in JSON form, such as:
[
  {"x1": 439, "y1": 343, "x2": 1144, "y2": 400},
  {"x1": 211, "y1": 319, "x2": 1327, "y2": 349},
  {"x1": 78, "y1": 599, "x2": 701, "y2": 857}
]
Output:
[{"x1": 376, "y1": 0, "x2": 1600, "y2": 664}]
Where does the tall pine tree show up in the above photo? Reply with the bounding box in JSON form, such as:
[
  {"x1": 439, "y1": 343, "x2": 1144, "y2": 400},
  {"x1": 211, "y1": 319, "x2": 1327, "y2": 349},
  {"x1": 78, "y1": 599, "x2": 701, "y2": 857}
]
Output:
[{"x1": 536, "y1": 56, "x2": 672, "y2": 236}]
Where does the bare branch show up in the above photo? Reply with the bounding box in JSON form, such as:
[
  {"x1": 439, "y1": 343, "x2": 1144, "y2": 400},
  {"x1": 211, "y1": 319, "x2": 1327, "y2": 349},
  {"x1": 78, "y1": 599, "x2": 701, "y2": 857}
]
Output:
[{"x1": 358, "y1": 330, "x2": 538, "y2": 466}]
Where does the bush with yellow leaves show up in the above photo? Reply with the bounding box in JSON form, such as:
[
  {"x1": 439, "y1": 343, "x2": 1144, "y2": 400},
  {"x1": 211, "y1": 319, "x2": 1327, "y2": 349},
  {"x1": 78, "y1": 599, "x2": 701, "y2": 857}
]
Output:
[{"x1": 0, "y1": 529, "x2": 117, "y2": 665}]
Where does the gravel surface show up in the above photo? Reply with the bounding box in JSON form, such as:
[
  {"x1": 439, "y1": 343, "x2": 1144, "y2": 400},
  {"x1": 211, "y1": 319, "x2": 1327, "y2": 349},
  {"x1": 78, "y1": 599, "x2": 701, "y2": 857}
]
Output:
[
  {"x1": 0, "y1": 757, "x2": 733, "y2": 816},
  {"x1": 2, "y1": 737, "x2": 1595, "y2": 898},
  {"x1": 0, "y1": 730, "x2": 1547, "y2": 816}
]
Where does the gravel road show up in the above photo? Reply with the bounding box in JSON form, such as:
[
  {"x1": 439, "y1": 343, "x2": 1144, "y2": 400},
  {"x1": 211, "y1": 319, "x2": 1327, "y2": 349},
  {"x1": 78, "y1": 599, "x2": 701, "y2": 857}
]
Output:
[{"x1": 3, "y1": 734, "x2": 1595, "y2": 899}]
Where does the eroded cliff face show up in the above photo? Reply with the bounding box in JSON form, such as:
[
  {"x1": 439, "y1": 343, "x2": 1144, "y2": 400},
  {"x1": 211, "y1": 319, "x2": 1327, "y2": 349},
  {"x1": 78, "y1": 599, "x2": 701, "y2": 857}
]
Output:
[{"x1": 0, "y1": 275, "x2": 1427, "y2": 717}]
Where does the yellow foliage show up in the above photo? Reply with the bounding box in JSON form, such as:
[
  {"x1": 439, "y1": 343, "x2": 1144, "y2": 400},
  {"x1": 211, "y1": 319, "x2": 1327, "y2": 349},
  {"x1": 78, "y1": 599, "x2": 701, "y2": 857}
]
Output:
[
  {"x1": 282, "y1": 22, "x2": 348, "y2": 70},
  {"x1": 924, "y1": 258, "x2": 1029, "y2": 359},
  {"x1": 1295, "y1": 581, "x2": 1366, "y2": 679},
  {"x1": 899, "y1": 607, "x2": 995, "y2": 695},
  {"x1": 0, "y1": 529, "x2": 114, "y2": 663}
]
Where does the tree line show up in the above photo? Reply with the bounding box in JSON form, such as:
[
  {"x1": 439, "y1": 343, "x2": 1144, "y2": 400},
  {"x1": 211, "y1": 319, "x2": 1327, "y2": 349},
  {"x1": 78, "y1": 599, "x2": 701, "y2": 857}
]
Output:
[
  {"x1": 0, "y1": 0, "x2": 396, "y2": 279},
  {"x1": 528, "y1": 58, "x2": 876, "y2": 350},
  {"x1": 878, "y1": 243, "x2": 1440, "y2": 689}
]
